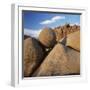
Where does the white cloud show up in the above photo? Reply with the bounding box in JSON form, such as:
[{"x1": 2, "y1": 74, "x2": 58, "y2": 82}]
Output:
[
  {"x1": 40, "y1": 20, "x2": 52, "y2": 25},
  {"x1": 52, "y1": 16, "x2": 65, "y2": 21},
  {"x1": 24, "y1": 28, "x2": 42, "y2": 38},
  {"x1": 40, "y1": 16, "x2": 65, "y2": 25}
]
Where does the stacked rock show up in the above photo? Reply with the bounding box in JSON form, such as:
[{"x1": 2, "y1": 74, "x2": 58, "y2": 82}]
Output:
[
  {"x1": 39, "y1": 27, "x2": 56, "y2": 48},
  {"x1": 24, "y1": 24, "x2": 80, "y2": 77}
]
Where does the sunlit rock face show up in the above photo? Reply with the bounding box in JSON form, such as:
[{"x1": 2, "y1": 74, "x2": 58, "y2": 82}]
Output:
[
  {"x1": 39, "y1": 27, "x2": 56, "y2": 48},
  {"x1": 66, "y1": 31, "x2": 80, "y2": 51},
  {"x1": 32, "y1": 43, "x2": 80, "y2": 76}
]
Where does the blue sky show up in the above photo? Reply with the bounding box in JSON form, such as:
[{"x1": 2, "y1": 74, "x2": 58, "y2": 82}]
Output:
[
  {"x1": 23, "y1": 11, "x2": 80, "y2": 38},
  {"x1": 23, "y1": 11, "x2": 80, "y2": 30}
]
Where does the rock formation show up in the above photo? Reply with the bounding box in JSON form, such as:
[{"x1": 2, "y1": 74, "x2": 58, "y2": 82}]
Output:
[
  {"x1": 66, "y1": 31, "x2": 80, "y2": 51},
  {"x1": 24, "y1": 37, "x2": 45, "y2": 77},
  {"x1": 54, "y1": 24, "x2": 80, "y2": 42},
  {"x1": 39, "y1": 27, "x2": 56, "y2": 48},
  {"x1": 32, "y1": 43, "x2": 80, "y2": 76},
  {"x1": 24, "y1": 24, "x2": 80, "y2": 77}
]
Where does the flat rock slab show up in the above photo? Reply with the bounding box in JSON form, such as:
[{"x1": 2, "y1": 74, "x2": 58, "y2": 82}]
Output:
[
  {"x1": 66, "y1": 31, "x2": 80, "y2": 51},
  {"x1": 32, "y1": 43, "x2": 80, "y2": 76}
]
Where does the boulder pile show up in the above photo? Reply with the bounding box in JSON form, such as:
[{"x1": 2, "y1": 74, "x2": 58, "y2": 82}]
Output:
[
  {"x1": 24, "y1": 24, "x2": 80, "y2": 77},
  {"x1": 54, "y1": 24, "x2": 80, "y2": 42}
]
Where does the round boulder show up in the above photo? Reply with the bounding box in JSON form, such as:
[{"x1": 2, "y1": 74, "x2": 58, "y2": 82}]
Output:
[{"x1": 39, "y1": 27, "x2": 56, "y2": 48}]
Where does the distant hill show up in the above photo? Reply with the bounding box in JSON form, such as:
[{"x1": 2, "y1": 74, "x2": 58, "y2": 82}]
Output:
[
  {"x1": 53, "y1": 24, "x2": 80, "y2": 42},
  {"x1": 24, "y1": 24, "x2": 80, "y2": 42}
]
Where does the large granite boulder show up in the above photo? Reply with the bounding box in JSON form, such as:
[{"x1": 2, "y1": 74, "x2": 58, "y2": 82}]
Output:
[
  {"x1": 39, "y1": 27, "x2": 56, "y2": 48},
  {"x1": 66, "y1": 31, "x2": 80, "y2": 51},
  {"x1": 32, "y1": 43, "x2": 80, "y2": 76},
  {"x1": 24, "y1": 37, "x2": 45, "y2": 77}
]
